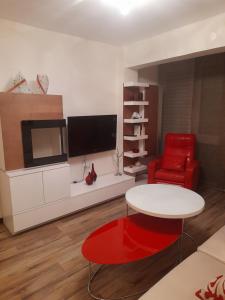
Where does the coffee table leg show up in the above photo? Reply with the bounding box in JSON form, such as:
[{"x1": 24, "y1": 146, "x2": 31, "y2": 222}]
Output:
[
  {"x1": 179, "y1": 219, "x2": 198, "y2": 263},
  {"x1": 182, "y1": 231, "x2": 198, "y2": 248},
  {"x1": 87, "y1": 262, "x2": 148, "y2": 300},
  {"x1": 88, "y1": 262, "x2": 104, "y2": 300},
  {"x1": 178, "y1": 220, "x2": 184, "y2": 262}
]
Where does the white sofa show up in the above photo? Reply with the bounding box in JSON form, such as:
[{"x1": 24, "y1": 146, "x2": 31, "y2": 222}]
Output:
[{"x1": 139, "y1": 225, "x2": 225, "y2": 300}]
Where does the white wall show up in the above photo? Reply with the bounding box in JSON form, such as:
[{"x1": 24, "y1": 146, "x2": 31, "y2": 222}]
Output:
[
  {"x1": 138, "y1": 66, "x2": 159, "y2": 85},
  {"x1": 124, "y1": 12, "x2": 225, "y2": 68},
  {"x1": 0, "y1": 18, "x2": 124, "y2": 183},
  {"x1": 1, "y1": 10, "x2": 224, "y2": 217}
]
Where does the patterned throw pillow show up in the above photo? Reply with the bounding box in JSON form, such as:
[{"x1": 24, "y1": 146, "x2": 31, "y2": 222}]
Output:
[{"x1": 195, "y1": 275, "x2": 225, "y2": 300}]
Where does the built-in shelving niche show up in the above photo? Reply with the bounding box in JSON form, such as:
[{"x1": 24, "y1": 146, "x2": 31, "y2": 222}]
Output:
[{"x1": 123, "y1": 82, "x2": 158, "y2": 177}]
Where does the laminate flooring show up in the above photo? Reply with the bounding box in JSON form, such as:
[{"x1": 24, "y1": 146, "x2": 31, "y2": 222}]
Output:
[{"x1": 0, "y1": 186, "x2": 224, "y2": 300}]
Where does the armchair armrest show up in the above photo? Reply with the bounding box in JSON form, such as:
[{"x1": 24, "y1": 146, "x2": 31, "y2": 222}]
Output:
[
  {"x1": 148, "y1": 157, "x2": 162, "y2": 184},
  {"x1": 185, "y1": 160, "x2": 200, "y2": 190}
]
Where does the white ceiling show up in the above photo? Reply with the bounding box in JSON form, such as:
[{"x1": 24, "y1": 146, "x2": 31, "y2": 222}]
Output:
[{"x1": 0, "y1": 0, "x2": 225, "y2": 45}]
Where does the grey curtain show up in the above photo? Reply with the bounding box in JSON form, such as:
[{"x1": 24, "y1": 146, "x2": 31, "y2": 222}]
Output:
[{"x1": 159, "y1": 52, "x2": 225, "y2": 188}]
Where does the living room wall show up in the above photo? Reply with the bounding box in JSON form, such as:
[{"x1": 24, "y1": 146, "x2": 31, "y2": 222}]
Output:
[
  {"x1": 124, "y1": 12, "x2": 225, "y2": 68},
  {"x1": 0, "y1": 18, "x2": 124, "y2": 183}
]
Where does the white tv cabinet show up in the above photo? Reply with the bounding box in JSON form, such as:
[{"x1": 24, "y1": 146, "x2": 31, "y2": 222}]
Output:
[{"x1": 0, "y1": 163, "x2": 135, "y2": 234}]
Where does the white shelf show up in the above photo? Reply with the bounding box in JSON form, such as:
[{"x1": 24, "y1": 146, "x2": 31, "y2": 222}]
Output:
[
  {"x1": 70, "y1": 173, "x2": 134, "y2": 197},
  {"x1": 124, "y1": 151, "x2": 148, "y2": 158},
  {"x1": 124, "y1": 165, "x2": 147, "y2": 174},
  {"x1": 124, "y1": 82, "x2": 149, "y2": 88},
  {"x1": 124, "y1": 118, "x2": 148, "y2": 124},
  {"x1": 124, "y1": 101, "x2": 149, "y2": 106},
  {"x1": 124, "y1": 135, "x2": 148, "y2": 141}
]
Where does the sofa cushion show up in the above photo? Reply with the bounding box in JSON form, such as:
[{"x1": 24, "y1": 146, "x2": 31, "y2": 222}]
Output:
[
  {"x1": 139, "y1": 252, "x2": 225, "y2": 300},
  {"x1": 155, "y1": 169, "x2": 185, "y2": 183},
  {"x1": 198, "y1": 225, "x2": 225, "y2": 263},
  {"x1": 162, "y1": 155, "x2": 186, "y2": 171},
  {"x1": 195, "y1": 275, "x2": 225, "y2": 299}
]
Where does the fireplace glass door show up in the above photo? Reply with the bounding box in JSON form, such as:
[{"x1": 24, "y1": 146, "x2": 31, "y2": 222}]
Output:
[{"x1": 21, "y1": 119, "x2": 67, "y2": 168}]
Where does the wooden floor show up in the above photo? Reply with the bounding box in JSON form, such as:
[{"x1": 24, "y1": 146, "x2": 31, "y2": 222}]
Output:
[{"x1": 0, "y1": 186, "x2": 224, "y2": 300}]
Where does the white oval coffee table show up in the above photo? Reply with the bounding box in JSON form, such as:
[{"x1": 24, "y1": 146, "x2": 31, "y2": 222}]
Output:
[
  {"x1": 126, "y1": 184, "x2": 205, "y2": 219},
  {"x1": 126, "y1": 184, "x2": 205, "y2": 261}
]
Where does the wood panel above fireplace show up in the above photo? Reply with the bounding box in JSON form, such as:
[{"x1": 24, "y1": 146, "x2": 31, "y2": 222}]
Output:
[{"x1": 0, "y1": 93, "x2": 63, "y2": 171}]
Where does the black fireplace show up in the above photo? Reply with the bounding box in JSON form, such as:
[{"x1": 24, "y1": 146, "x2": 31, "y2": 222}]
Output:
[{"x1": 21, "y1": 119, "x2": 67, "y2": 168}]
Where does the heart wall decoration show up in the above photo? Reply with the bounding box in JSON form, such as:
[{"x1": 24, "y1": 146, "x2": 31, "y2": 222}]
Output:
[
  {"x1": 5, "y1": 73, "x2": 49, "y2": 95},
  {"x1": 37, "y1": 74, "x2": 49, "y2": 94},
  {"x1": 6, "y1": 72, "x2": 31, "y2": 94}
]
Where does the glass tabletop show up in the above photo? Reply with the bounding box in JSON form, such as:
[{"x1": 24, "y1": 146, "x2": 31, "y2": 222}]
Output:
[{"x1": 82, "y1": 213, "x2": 182, "y2": 265}]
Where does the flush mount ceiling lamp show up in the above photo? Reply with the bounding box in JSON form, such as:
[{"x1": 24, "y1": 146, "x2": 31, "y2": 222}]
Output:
[{"x1": 102, "y1": 0, "x2": 149, "y2": 15}]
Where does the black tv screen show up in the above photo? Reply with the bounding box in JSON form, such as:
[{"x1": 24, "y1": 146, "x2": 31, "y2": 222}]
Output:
[{"x1": 68, "y1": 115, "x2": 117, "y2": 157}]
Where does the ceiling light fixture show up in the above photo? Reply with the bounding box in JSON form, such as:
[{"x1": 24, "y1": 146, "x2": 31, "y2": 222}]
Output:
[{"x1": 102, "y1": 0, "x2": 149, "y2": 16}]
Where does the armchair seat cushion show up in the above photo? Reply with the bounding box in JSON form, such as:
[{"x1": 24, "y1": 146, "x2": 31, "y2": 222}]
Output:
[{"x1": 155, "y1": 169, "x2": 185, "y2": 183}]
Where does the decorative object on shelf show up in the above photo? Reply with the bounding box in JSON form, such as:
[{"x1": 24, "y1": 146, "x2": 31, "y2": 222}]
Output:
[
  {"x1": 5, "y1": 73, "x2": 49, "y2": 94},
  {"x1": 37, "y1": 74, "x2": 49, "y2": 94},
  {"x1": 131, "y1": 112, "x2": 141, "y2": 119},
  {"x1": 29, "y1": 74, "x2": 49, "y2": 94},
  {"x1": 90, "y1": 163, "x2": 97, "y2": 182},
  {"x1": 134, "y1": 125, "x2": 141, "y2": 136},
  {"x1": 113, "y1": 147, "x2": 123, "y2": 176},
  {"x1": 85, "y1": 172, "x2": 93, "y2": 185},
  {"x1": 135, "y1": 161, "x2": 141, "y2": 166},
  {"x1": 6, "y1": 72, "x2": 31, "y2": 94}
]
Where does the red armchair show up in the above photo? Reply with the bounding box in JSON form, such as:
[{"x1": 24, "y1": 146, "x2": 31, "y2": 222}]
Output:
[{"x1": 148, "y1": 133, "x2": 199, "y2": 190}]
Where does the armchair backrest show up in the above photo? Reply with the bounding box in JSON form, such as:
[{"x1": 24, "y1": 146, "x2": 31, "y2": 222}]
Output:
[{"x1": 164, "y1": 133, "x2": 196, "y2": 162}]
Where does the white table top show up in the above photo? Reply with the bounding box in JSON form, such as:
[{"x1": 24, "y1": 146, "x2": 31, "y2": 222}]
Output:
[{"x1": 126, "y1": 184, "x2": 205, "y2": 219}]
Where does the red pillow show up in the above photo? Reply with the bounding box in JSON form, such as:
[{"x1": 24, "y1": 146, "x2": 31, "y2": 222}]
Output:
[
  {"x1": 162, "y1": 155, "x2": 186, "y2": 171},
  {"x1": 195, "y1": 275, "x2": 225, "y2": 300}
]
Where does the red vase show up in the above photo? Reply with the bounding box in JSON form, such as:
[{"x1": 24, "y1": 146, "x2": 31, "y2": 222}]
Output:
[
  {"x1": 85, "y1": 172, "x2": 93, "y2": 185},
  {"x1": 90, "y1": 163, "x2": 97, "y2": 182}
]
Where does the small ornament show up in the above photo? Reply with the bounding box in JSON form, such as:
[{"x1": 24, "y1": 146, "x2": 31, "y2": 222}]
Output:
[
  {"x1": 113, "y1": 147, "x2": 123, "y2": 176},
  {"x1": 90, "y1": 163, "x2": 97, "y2": 182},
  {"x1": 134, "y1": 125, "x2": 141, "y2": 136},
  {"x1": 30, "y1": 74, "x2": 49, "y2": 94},
  {"x1": 6, "y1": 72, "x2": 31, "y2": 94},
  {"x1": 85, "y1": 172, "x2": 93, "y2": 185},
  {"x1": 5, "y1": 73, "x2": 49, "y2": 94},
  {"x1": 37, "y1": 74, "x2": 49, "y2": 94},
  {"x1": 131, "y1": 112, "x2": 141, "y2": 119}
]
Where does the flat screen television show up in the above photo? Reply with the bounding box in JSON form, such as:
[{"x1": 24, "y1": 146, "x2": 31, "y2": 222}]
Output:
[{"x1": 68, "y1": 115, "x2": 117, "y2": 157}]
